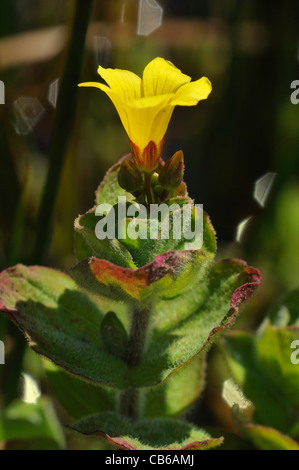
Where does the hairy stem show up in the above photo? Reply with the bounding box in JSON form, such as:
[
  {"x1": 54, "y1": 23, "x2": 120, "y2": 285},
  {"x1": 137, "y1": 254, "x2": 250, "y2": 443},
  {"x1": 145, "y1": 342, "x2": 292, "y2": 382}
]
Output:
[
  {"x1": 119, "y1": 305, "x2": 151, "y2": 418},
  {"x1": 144, "y1": 172, "x2": 153, "y2": 207},
  {"x1": 125, "y1": 305, "x2": 151, "y2": 368}
]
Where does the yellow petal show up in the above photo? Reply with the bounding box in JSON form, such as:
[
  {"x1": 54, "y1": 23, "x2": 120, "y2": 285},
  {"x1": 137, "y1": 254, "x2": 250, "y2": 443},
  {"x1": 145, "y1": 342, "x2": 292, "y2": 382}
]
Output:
[
  {"x1": 142, "y1": 57, "x2": 190, "y2": 97},
  {"x1": 124, "y1": 94, "x2": 174, "y2": 148},
  {"x1": 79, "y1": 81, "x2": 130, "y2": 135},
  {"x1": 97, "y1": 65, "x2": 142, "y2": 102},
  {"x1": 127, "y1": 93, "x2": 174, "y2": 109},
  {"x1": 171, "y1": 77, "x2": 212, "y2": 106}
]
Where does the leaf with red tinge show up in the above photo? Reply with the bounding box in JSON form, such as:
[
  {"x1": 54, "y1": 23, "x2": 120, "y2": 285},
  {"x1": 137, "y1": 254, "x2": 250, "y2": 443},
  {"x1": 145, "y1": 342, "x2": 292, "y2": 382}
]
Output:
[
  {"x1": 72, "y1": 411, "x2": 223, "y2": 450},
  {"x1": 0, "y1": 260, "x2": 261, "y2": 390},
  {"x1": 0, "y1": 264, "x2": 130, "y2": 388},
  {"x1": 126, "y1": 259, "x2": 261, "y2": 388},
  {"x1": 71, "y1": 249, "x2": 211, "y2": 303}
]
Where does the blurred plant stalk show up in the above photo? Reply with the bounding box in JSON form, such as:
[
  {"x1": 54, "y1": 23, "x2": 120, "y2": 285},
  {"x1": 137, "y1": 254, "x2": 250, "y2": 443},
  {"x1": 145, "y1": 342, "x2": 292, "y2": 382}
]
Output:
[
  {"x1": 4, "y1": 0, "x2": 94, "y2": 406},
  {"x1": 32, "y1": 0, "x2": 94, "y2": 263}
]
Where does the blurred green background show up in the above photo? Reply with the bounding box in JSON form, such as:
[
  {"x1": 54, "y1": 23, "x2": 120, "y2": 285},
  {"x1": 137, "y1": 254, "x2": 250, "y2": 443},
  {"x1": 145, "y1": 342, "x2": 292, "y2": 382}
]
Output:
[{"x1": 0, "y1": 0, "x2": 299, "y2": 449}]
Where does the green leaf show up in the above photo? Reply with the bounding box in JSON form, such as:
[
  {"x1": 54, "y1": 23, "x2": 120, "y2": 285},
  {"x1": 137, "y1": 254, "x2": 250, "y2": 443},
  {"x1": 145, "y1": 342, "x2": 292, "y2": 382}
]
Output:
[
  {"x1": 44, "y1": 361, "x2": 116, "y2": 420},
  {"x1": 144, "y1": 355, "x2": 206, "y2": 418},
  {"x1": 290, "y1": 419, "x2": 299, "y2": 439},
  {"x1": 269, "y1": 288, "x2": 299, "y2": 326},
  {"x1": 127, "y1": 259, "x2": 260, "y2": 388},
  {"x1": 45, "y1": 357, "x2": 206, "y2": 422},
  {"x1": 118, "y1": 205, "x2": 214, "y2": 268},
  {"x1": 0, "y1": 264, "x2": 129, "y2": 388},
  {"x1": 222, "y1": 321, "x2": 299, "y2": 436},
  {"x1": 71, "y1": 250, "x2": 211, "y2": 303},
  {"x1": 0, "y1": 398, "x2": 65, "y2": 448},
  {"x1": 72, "y1": 411, "x2": 223, "y2": 450},
  {"x1": 0, "y1": 260, "x2": 260, "y2": 390},
  {"x1": 74, "y1": 208, "x2": 136, "y2": 268},
  {"x1": 93, "y1": 158, "x2": 216, "y2": 269},
  {"x1": 222, "y1": 330, "x2": 291, "y2": 431},
  {"x1": 254, "y1": 321, "x2": 299, "y2": 407},
  {"x1": 241, "y1": 424, "x2": 299, "y2": 450},
  {"x1": 75, "y1": 195, "x2": 215, "y2": 276}
]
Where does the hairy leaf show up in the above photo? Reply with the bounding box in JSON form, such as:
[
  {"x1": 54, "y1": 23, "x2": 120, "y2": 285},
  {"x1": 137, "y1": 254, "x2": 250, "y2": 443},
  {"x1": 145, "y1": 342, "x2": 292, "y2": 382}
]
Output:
[
  {"x1": 144, "y1": 355, "x2": 206, "y2": 418},
  {"x1": 45, "y1": 357, "x2": 205, "y2": 421},
  {"x1": 76, "y1": 198, "x2": 215, "y2": 271},
  {"x1": 0, "y1": 265, "x2": 129, "y2": 387},
  {"x1": 72, "y1": 411, "x2": 223, "y2": 450},
  {"x1": 222, "y1": 320, "x2": 299, "y2": 443},
  {"x1": 126, "y1": 260, "x2": 260, "y2": 388},
  {"x1": 71, "y1": 250, "x2": 210, "y2": 303},
  {"x1": 0, "y1": 260, "x2": 260, "y2": 390},
  {"x1": 44, "y1": 361, "x2": 116, "y2": 420},
  {"x1": 74, "y1": 208, "x2": 136, "y2": 268}
]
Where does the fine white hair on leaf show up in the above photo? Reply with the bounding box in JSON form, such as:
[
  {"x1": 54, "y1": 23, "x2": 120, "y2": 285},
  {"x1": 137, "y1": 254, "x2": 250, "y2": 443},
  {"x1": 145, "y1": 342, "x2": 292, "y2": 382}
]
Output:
[{"x1": 222, "y1": 378, "x2": 252, "y2": 410}]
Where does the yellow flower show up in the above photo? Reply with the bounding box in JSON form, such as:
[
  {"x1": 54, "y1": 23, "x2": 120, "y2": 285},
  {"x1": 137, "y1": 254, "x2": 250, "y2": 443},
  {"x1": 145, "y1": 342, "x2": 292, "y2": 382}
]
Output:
[{"x1": 79, "y1": 57, "x2": 212, "y2": 172}]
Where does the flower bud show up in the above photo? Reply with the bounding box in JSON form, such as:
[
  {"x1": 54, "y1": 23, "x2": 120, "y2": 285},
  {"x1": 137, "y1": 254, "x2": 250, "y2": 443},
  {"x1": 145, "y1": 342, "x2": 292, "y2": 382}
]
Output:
[
  {"x1": 153, "y1": 184, "x2": 164, "y2": 198},
  {"x1": 118, "y1": 159, "x2": 143, "y2": 193},
  {"x1": 158, "y1": 150, "x2": 184, "y2": 190},
  {"x1": 150, "y1": 172, "x2": 160, "y2": 187}
]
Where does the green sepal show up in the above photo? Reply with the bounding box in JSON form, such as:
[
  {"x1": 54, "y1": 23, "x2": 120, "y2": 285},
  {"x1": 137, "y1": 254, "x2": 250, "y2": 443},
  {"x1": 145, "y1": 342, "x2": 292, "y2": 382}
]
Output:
[{"x1": 95, "y1": 154, "x2": 135, "y2": 206}]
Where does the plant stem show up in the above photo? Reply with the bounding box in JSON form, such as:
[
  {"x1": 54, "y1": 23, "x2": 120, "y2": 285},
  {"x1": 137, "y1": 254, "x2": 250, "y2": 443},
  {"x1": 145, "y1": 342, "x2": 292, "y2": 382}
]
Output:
[
  {"x1": 144, "y1": 172, "x2": 153, "y2": 207},
  {"x1": 118, "y1": 388, "x2": 140, "y2": 419},
  {"x1": 126, "y1": 305, "x2": 151, "y2": 367},
  {"x1": 119, "y1": 305, "x2": 151, "y2": 418}
]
